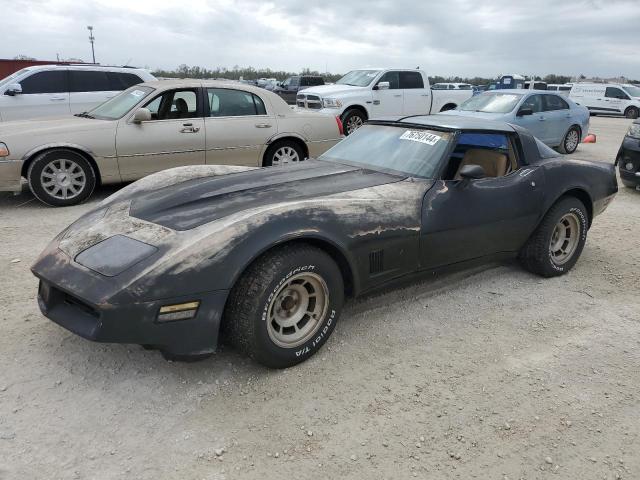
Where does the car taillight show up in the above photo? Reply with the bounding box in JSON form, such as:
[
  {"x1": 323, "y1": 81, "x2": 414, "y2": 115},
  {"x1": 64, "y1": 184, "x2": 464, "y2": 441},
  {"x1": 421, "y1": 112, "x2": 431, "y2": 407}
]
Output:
[{"x1": 335, "y1": 116, "x2": 344, "y2": 136}]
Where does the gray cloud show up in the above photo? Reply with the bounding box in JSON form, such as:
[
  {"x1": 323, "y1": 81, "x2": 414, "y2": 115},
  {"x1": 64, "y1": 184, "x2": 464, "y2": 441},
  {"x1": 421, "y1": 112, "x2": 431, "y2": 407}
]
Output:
[{"x1": 2, "y1": 0, "x2": 639, "y2": 78}]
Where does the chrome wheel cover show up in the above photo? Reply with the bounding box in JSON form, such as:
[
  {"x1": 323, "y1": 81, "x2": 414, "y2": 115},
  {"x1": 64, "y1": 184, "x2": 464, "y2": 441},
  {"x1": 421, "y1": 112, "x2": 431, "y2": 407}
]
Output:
[
  {"x1": 267, "y1": 272, "x2": 329, "y2": 348},
  {"x1": 40, "y1": 158, "x2": 86, "y2": 200},
  {"x1": 272, "y1": 146, "x2": 300, "y2": 166},
  {"x1": 550, "y1": 212, "x2": 580, "y2": 265},
  {"x1": 565, "y1": 129, "x2": 579, "y2": 152},
  {"x1": 345, "y1": 115, "x2": 364, "y2": 134}
]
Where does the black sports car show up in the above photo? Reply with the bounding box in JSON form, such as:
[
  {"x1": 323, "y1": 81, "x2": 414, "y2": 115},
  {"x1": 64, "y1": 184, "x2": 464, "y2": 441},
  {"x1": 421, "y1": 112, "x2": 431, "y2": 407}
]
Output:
[
  {"x1": 616, "y1": 119, "x2": 640, "y2": 190},
  {"x1": 32, "y1": 115, "x2": 618, "y2": 368}
]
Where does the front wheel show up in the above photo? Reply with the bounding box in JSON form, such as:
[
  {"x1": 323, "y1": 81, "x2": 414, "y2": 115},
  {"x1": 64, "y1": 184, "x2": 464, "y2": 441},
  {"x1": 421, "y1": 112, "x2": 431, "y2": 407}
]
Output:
[
  {"x1": 518, "y1": 197, "x2": 588, "y2": 277},
  {"x1": 223, "y1": 244, "x2": 344, "y2": 368},
  {"x1": 558, "y1": 126, "x2": 581, "y2": 154},
  {"x1": 341, "y1": 109, "x2": 366, "y2": 135}
]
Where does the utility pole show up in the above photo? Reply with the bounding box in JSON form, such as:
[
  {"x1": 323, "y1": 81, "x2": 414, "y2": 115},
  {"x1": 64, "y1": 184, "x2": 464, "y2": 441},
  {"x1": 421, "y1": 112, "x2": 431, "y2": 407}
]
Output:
[{"x1": 87, "y1": 26, "x2": 96, "y2": 64}]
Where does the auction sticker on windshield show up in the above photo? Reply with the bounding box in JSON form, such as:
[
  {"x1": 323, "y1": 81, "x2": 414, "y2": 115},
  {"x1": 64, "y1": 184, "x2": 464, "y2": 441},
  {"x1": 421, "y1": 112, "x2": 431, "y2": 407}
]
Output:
[{"x1": 399, "y1": 130, "x2": 442, "y2": 146}]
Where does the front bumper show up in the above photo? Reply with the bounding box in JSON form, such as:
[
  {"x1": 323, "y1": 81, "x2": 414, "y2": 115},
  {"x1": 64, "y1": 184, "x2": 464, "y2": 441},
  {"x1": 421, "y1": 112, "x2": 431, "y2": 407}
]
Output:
[
  {"x1": 617, "y1": 137, "x2": 640, "y2": 187},
  {"x1": 0, "y1": 159, "x2": 23, "y2": 192},
  {"x1": 33, "y1": 247, "x2": 230, "y2": 356}
]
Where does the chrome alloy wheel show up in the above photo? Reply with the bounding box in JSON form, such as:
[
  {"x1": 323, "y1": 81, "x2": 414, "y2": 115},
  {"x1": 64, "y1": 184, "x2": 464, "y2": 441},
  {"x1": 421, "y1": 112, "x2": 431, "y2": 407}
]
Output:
[
  {"x1": 272, "y1": 146, "x2": 300, "y2": 166},
  {"x1": 550, "y1": 212, "x2": 580, "y2": 265},
  {"x1": 345, "y1": 115, "x2": 364, "y2": 135},
  {"x1": 267, "y1": 272, "x2": 329, "y2": 348},
  {"x1": 565, "y1": 129, "x2": 579, "y2": 152},
  {"x1": 40, "y1": 158, "x2": 86, "y2": 200}
]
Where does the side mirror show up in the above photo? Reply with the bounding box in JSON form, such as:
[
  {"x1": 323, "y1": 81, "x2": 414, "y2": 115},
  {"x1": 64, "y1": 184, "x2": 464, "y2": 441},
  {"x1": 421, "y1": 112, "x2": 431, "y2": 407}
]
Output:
[
  {"x1": 374, "y1": 81, "x2": 390, "y2": 91},
  {"x1": 459, "y1": 164, "x2": 486, "y2": 180},
  {"x1": 517, "y1": 107, "x2": 533, "y2": 116},
  {"x1": 132, "y1": 107, "x2": 152, "y2": 124},
  {"x1": 4, "y1": 83, "x2": 22, "y2": 96}
]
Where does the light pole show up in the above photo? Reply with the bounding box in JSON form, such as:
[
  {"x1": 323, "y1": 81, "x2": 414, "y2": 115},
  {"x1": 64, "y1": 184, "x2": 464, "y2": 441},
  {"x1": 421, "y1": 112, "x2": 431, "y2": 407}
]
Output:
[{"x1": 87, "y1": 26, "x2": 96, "y2": 64}]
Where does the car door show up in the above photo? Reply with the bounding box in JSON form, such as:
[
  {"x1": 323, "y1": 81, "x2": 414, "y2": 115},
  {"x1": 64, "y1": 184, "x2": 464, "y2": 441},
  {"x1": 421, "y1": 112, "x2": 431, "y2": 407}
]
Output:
[
  {"x1": 541, "y1": 94, "x2": 572, "y2": 146},
  {"x1": 204, "y1": 87, "x2": 276, "y2": 166},
  {"x1": 604, "y1": 87, "x2": 629, "y2": 115},
  {"x1": 512, "y1": 94, "x2": 547, "y2": 141},
  {"x1": 69, "y1": 70, "x2": 118, "y2": 115},
  {"x1": 1, "y1": 70, "x2": 70, "y2": 121},
  {"x1": 400, "y1": 71, "x2": 429, "y2": 116},
  {"x1": 370, "y1": 71, "x2": 403, "y2": 118},
  {"x1": 115, "y1": 87, "x2": 206, "y2": 181},
  {"x1": 419, "y1": 132, "x2": 544, "y2": 269}
]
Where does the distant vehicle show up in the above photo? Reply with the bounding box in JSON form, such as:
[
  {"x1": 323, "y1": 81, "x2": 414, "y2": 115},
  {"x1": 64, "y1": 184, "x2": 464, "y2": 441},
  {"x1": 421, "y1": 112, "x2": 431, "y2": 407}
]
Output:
[
  {"x1": 442, "y1": 90, "x2": 590, "y2": 154},
  {"x1": 472, "y1": 85, "x2": 489, "y2": 95},
  {"x1": 547, "y1": 84, "x2": 573, "y2": 97},
  {"x1": 0, "y1": 65, "x2": 155, "y2": 121},
  {"x1": 493, "y1": 74, "x2": 526, "y2": 90},
  {"x1": 273, "y1": 75, "x2": 325, "y2": 104},
  {"x1": 256, "y1": 78, "x2": 277, "y2": 88},
  {"x1": 0, "y1": 80, "x2": 343, "y2": 206},
  {"x1": 295, "y1": 68, "x2": 473, "y2": 134},
  {"x1": 615, "y1": 119, "x2": 640, "y2": 189},
  {"x1": 569, "y1": 83, "x2": 640, "y2": 119},
  {"x1": 523, "y1": 81, "x2": 548, "y2": 90},
  {"x1": 432, "y1": 83, "x2": 473, "y2": 90}
]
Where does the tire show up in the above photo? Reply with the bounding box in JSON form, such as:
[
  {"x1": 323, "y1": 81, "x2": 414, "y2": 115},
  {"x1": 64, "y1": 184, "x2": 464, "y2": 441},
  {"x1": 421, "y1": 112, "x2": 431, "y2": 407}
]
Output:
[
  {"x1": 223, "y1": 244, "x2": 344, "y2": 368},
  {"x1": 263, "y1": 140, "x2": 305, "y2": 167},
  {"x1": 518, "y1": 197, "x2": 589, "y2": 277},
  {"x1": 341, "y1": 109, "x2": 366, "y2": 135},
  {"x1": 558, "y1": 126, "x2": 581, "y2": 154},
  {"x1": 27, "y1": 149, "x2": 96, "y2": 207},
  {"x1": 624, "y1": 106, "x2": 639, "y2": 119}
]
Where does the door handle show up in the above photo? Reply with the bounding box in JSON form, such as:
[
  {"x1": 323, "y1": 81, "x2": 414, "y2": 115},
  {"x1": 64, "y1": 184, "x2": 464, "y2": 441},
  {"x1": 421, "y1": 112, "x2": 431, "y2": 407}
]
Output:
[
  {"x1": 50, "y1": 96, "x2": 66, "y2": 101},
  {"x1": 180, "y1": 123, "x2": 200, "y2": 133},
  {"x1": 393, "y1": 94, "x2": 402, "y2": 98},
  {"x1": 255, "y1": 123, "x2": 272, "y2": 128}
]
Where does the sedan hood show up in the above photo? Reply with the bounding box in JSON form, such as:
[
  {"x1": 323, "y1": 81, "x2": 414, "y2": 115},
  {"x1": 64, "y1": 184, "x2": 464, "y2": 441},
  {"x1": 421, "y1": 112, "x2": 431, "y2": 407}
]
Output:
[
  {"x1": 0, "y1": 115, "x2": 113, "y2": 139},
  {"x1": 298, "y1": 84, "x2": 367, "y2": 97},
  {"x1": 130, "y1": 160, "x2": 403, "y2": 230}
]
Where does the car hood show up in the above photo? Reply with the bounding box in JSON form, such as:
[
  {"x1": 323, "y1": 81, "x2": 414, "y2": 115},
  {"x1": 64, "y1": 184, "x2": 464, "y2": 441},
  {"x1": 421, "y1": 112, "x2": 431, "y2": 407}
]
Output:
[
  {"x1": 298, "y1": 84, "x2": 367, "y2": 97},
  {"x1": 0, "y1": 115, "x2": 113, "y2": 139},
  {"x1": 129, "y1": 160, "x2": 404, "y2": 230},
  {"x1": 439, "y1": 109, "x2": 508, "y2": 120}
]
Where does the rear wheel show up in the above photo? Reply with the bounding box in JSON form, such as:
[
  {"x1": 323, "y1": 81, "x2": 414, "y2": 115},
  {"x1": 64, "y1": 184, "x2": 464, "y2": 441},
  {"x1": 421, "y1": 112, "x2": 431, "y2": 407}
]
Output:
[
  {"x1": 625, "y1": 106, "x2": 639, "y2": 119},
  {"x1": 519, "y1": 197, "x2": 588, "y2": 277},
  {"x1": 223, "y1": 244, "x2": 344, "y2": 368},
  {"x1": 341, "y1": 109, "x2": 366, "y2": 135},
  {"x1": 263, "y1": 140, "x2": 305, "y2": 167},
  {"x1": 558, "y1": 126, "x2": 581, "y2": 154}
]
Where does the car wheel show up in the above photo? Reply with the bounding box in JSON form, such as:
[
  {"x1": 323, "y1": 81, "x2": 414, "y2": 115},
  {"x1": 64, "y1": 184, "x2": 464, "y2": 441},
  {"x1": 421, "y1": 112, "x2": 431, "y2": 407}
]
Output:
[
  {"x1": 625, "y1": 106, "x2": 639, "y2": 119},
  {"x1": 341, "y1": 109, "x2": 366, "y2": 135},
  {"x1": 518, "y1": 197, "x2": 588, "y2": 277},
  {"x1": 27, "y1": 149, "x2": 96, "y2": 207},
  {"x1": 263, "y1": 140, "x2": 305, "y2": 167},
  {"x1": 558, "y1": 126, "x2": 581, "y2": 154},
  {"x1": 223, "y1": 244, "x2": 344, "y2": 368}
]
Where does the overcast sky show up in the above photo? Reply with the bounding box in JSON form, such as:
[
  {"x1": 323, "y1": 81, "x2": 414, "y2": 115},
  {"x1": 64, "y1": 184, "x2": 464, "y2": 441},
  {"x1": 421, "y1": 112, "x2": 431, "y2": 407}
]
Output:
[{"x1": 3, "y1": 0, "x2": 639, "y2": 78}]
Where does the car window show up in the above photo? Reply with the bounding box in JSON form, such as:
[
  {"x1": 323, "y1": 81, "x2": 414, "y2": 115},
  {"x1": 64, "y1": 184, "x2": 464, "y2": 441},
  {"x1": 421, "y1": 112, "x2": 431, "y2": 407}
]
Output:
[
  {"x1": 290, "y1": 77, "x2": 300, "y2": 87},
  {"x1": 521, "y1": 94, "x2": 543, "y2": 113},
  {"x1": 144, "y1": 89, "x2": 199, "y2": 120},
  {"x1": 69, "y1": 71, "x2": 111, "y2": 92},
  {"x1": 300, "y1": 77, "x2": 309, "y2": 87},
  {"x1": 88, "y1": 86, "x2": 154, "y2": 120},
  {"x1": 399, "y1": 71, "x2": 424, "y2": 89},
  {"x1": 543, "y1": 94, "x2": 569, "y2": 111},
  {"x1": 443, "y1": 132, "x2": 516, "y2": 180},
  {"x1": 605, "y1": 87, "x2": 629, "y2": 99},
  {"x1": 310, "y1": 77, "x2": 324, "y2": 86},
  {"x1": 19, "y1": 71, "x2": 68, "y2": 94},
  {"x1": 107, "y1": 72, "x2": 143, "y2": 90},
  {"x1": 377, "y1": 71, "x2": 400, "y2": 89},
  {"x1": 207, "y1": 88, "x2": 266, "y2": 117}
]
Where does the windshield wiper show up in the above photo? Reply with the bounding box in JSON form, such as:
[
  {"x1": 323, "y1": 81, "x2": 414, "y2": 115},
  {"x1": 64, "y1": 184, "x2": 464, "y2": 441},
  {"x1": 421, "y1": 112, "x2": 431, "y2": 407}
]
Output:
[{"x1": 74, "y1": 112, "x2": 95, "y2": 119}]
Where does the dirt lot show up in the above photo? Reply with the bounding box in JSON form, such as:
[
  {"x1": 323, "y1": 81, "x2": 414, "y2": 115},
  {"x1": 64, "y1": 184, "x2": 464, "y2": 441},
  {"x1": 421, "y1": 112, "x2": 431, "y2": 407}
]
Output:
[{"x1": 0, "y1": 116, "x2": 638, "y2": 480}]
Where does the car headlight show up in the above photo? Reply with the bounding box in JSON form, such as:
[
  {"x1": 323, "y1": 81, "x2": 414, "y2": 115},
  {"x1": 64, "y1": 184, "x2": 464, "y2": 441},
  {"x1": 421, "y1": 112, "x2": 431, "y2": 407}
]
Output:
[
  {"x1": 0, "y1": 142, "x2": 9, "y2": 157},
  {"x1": 627, "y1": 124, "x2": 640, "y2": 140},
  {"x1": 322, "y1": 98, "x2": 342, "y2": 108}
]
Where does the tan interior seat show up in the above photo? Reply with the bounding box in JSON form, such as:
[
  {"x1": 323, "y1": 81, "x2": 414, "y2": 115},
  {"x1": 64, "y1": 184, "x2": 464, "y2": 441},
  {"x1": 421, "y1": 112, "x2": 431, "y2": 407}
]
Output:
[{"x1": 455, "y1": 148, "x2": 508, "y2": 179}]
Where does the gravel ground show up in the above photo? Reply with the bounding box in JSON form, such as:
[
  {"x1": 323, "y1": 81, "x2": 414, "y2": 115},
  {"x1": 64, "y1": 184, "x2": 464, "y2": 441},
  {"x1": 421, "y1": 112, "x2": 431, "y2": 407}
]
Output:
[{"x1": 0, "y1": 116, "x2": 638, "y2": 480}]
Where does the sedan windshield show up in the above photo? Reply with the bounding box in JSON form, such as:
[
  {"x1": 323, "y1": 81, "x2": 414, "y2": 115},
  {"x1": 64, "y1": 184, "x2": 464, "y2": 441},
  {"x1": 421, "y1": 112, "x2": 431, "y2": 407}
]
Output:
[
  {"x1": 87, "y1": 86, "x2": 154, "y2": 120},
  {"x1": 336, "y1": 70, "x2": 380, "y2": 87},
  {"x1": 319, "y1": 124, "x2": 451, "y2": 178},
  {"x1": 458, "y1": 93, "x2": 523, "y2": 113},
  {"x1": 623, "y1": 85, "x2": 640, "y2": 98}
]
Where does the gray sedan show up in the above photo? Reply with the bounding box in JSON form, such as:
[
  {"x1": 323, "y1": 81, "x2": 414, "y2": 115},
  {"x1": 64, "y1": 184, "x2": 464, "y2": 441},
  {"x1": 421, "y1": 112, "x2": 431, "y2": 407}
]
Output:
[{"x1": 442, "y1": 90, "x2": 590, "y2": 154}]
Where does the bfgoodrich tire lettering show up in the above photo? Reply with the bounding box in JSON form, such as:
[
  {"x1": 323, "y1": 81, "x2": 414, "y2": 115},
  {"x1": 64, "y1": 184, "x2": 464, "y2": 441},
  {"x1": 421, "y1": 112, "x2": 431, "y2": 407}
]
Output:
[
  {"x1": 223, "y1": 244, "x2": 344, "y2": 368},
  {"x1": 518, "y1": 197, "x2": 588, "y2": 277}
]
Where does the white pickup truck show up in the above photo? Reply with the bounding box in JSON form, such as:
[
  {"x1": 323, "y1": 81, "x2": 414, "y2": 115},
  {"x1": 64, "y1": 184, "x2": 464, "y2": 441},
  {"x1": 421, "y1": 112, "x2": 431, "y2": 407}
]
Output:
[{"x1": 295, "y1": 68, "x2": 473, "y2": 134}]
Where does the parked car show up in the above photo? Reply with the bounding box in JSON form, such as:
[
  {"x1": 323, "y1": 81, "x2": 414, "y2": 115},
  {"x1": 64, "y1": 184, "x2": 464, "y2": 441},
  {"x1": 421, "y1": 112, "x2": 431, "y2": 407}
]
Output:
[
  {"x1": 273, "y1": 75, "x2": 324, "y2": 105},
  {"x1": 0, "y1": 80, "x2": 343, "y2": 206},
  {"x1": 569, "y1": 83, "x2": 640, "y2": 119},
  {"x1": 442, "y1": 90, "x2": 590, "y2": 154},
  {"x1": 0, "y1": 65, "x2": 156, "y2": 122},
  {"x1": 615, "y1": 119, "x2": 640, "y2": 189},
  {"x1": 31, "y1": 115, "x2": 617, "y2": 367},
  {"x1": 295, "y1": 68, "x2": 473, "y2": 135},
  {"x1": 432, "y1": 82, "x2": 473, "y2": 90},
  {"x1": 547, "y1": 84, "x2": 573, "y2": 96}
]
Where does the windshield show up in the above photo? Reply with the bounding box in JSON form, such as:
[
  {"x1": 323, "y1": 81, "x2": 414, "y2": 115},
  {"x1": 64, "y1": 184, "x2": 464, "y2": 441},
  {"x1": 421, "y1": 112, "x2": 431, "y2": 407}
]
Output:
[
  {"x1": 87, "y1": 86, "x2": 154, "y2": 120},
  {"x1": 457, "y1": 93, "x2": 523, "y2": 113},
  {"x1": 623, "y1": 85, "x2": 640, "y2": 97},
  {"x1": 336, "y1": 70, "x2": 380, "y2": 87},
  {"x1": 319, "y1": 124, "x2": 451, "y2": 178},
  {"x1": 0, "y1": 69, "x2": 28, "y2": 89}
]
